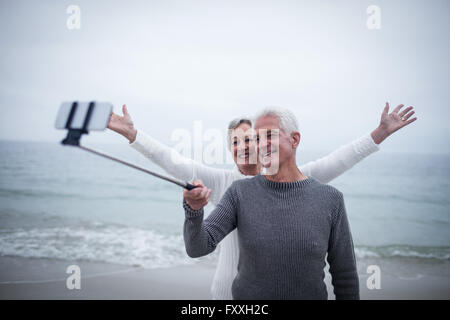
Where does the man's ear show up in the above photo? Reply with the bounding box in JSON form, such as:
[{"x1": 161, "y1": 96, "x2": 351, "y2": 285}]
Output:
[{"x1": 291, "y1": 131, "x2": 301, "y2": 149}]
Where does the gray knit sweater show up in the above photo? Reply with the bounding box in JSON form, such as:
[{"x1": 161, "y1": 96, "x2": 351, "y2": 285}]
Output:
[{"x1": 183, "y1": 175, "x2": 359, "y2": 300}]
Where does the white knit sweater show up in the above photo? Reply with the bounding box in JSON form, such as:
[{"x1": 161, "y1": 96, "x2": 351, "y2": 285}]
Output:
[{"x1": 130, "y1": 130, "x2": 379, "y2": 299}]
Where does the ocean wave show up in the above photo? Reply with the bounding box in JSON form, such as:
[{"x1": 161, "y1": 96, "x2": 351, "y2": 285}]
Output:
[
  {"x1": 0, "y1": 224, "x2": 448, "y2": 269},
  {"x1": 0, "y1": 187, "x2": 178, "y2": 203},
  {"x1": 0, "y1": 223, "x2": 216, "y2": 269},
  {"x1": 0, "y1": 187, "x2": 82, "y2": 199},
  {"x1": 346, "y1": 192, "x2": 450, "y2": 207},
  {"x1": 355, "y1": 245, "x2": 450, "y2": 260}
]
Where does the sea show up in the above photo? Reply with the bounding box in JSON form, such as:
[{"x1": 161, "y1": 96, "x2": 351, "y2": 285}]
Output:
[{"x1": 0, "y1": 140, "x2": 449, "y2": 275}]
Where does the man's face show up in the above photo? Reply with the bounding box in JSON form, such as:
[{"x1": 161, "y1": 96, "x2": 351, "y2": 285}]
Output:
[
  {"x1": 254, "y1": 115, "x2": 296, "y2": 171},
  {"x1": 230, "y1": 123, "x2": 258, "y2": 166}
]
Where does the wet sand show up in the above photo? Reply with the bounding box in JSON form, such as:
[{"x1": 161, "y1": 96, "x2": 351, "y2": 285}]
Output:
[{"x1": 0, "y1": 256, "x2": 449, "y2": 300}]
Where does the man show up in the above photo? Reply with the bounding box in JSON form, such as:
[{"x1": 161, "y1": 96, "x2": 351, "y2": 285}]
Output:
[
  {"x1": 183, "y1": 107, "x2": 359, "y2": 299},
  {"x1": 107, "y1": 103, "x2": 416, "y2": 299}
]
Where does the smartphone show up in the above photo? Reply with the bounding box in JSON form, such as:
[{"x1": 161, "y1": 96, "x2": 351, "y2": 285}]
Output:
[{"x1": 55, "y1": 102, "x2": 112, "y2": 131}]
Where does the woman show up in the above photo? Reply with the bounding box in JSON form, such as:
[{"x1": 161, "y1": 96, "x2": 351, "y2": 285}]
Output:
[{"x1": 107, "y1": 102, "x2": 416, "y2": 299}]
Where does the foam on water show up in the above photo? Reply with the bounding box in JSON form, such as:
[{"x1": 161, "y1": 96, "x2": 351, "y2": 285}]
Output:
[
  {"x1": 0, "y1": 222, "x2": 448, "y2": 269},
  {"x1": 0, "y1": 222, "x2": 207, "y2": 269}
]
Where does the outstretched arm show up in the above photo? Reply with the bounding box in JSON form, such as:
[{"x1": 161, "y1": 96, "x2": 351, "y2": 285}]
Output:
[
  {"x1": 107, "y1": 105, "x2": 231, "y2": 198},
  {"x1": 300, "y1": 103, "x2": 417, "y2": 183}
]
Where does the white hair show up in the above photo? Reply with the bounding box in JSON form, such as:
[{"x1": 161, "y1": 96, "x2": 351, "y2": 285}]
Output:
[
  {"x1": 227, "y1": 117, "x2": 252, "y2": 149},
  {"x1": 254, "y1": 107, "x2": 299, "y2": 134}
]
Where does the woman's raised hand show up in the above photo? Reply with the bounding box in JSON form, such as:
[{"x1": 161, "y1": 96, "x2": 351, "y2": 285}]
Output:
[
  {"x1": 107, "y1": 104, "x2": 137, "y2": 143},
  {"x1": 371, "y1": 102, "x2": 417, "y2": 144}
]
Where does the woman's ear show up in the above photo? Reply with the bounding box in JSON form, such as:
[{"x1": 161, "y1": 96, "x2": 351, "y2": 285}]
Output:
[{"x1": 291, "y1": 131, "x2": 301, "y2": 149}]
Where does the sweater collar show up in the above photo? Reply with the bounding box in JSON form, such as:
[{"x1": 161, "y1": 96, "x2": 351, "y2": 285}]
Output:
[{"x1": 258, "y1": 174, "x2": 314, "y2": 190}]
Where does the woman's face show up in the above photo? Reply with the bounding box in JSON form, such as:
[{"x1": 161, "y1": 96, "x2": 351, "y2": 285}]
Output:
[{"x1": 230, "y1": 122, "x2": 258, "y2": 167}]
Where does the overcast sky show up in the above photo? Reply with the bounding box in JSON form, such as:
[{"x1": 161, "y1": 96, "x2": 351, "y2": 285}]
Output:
[{"x1": 0, "y1": 0, "x2": 449, "y2": 154}]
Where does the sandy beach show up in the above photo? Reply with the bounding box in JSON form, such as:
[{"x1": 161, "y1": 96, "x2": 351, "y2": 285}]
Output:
[{"x1": 0, "y1": 256, "x2": 448, "y2": 300}]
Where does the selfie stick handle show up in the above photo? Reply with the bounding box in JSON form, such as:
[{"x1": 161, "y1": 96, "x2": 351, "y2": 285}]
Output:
[{"x1": 61, "y1": 101, "x2": 197, "y2": 191}]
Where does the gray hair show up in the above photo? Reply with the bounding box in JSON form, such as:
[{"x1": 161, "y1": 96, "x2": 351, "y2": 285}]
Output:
[
  {"x1": 254, "y1": 106, "x2": 299, "y2": 134},
  {"x1": 227, "y1": 118, "x2": 252, "y2": 149}
]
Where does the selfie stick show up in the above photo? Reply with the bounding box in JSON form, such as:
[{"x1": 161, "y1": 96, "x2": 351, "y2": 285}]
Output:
[{"x1": 60, "y1": 102, "x2": 197, "y2": 190}]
